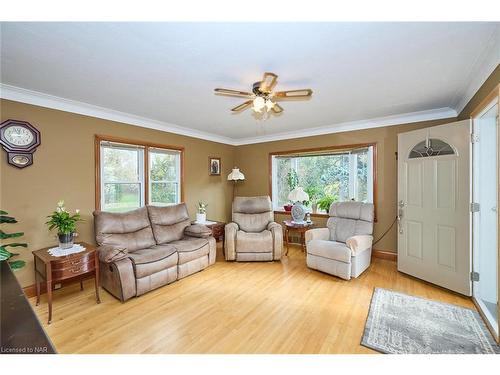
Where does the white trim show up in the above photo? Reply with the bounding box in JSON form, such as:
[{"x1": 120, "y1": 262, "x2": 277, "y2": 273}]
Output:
[
  {"x1": 454, "y1": 26, "x2": 500, "y2": 115},
  {"x1": 231, "y1": 107, "x2": 457, "y2": 146},
  {"x1": 0, "y1": 84, "x2": 235, "y2": 145},
  {"x1": 1, "y1": 83, "x2": 457, "y2": 146}
]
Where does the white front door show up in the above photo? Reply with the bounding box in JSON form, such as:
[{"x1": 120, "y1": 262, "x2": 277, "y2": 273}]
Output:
[{"x1": 397, "y1": 120, "x2": 471, "y2": 295}]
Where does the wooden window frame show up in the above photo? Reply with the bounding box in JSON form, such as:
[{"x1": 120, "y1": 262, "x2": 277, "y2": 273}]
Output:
[
  {"x1": 95, "y1": 134, "x2": 185, "y2": 211},
  {"x1": 268, "y1": 142, "x2": 378, "y2": 220}
]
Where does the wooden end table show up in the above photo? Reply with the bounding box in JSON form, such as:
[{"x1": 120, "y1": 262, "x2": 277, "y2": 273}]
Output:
[
  {"x1": 32, "y1": 242, "x2": 100, "y2": 324},
  {"x1": 283, "y1": 220, "x2": 315, "y2": 256}
]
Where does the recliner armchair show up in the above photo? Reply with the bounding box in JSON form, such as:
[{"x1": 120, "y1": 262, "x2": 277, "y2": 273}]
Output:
[
  {"x1": 305, "y1": 201, "x2": 374, "y2": 280},
  {"x1": 225, "y1": 196, "x2": 283, "y2": 261}
]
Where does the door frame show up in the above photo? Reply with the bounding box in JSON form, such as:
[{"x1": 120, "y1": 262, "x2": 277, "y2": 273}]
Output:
[{"x1": 470, "y1": 84, "x2": 500, "y2": 344}]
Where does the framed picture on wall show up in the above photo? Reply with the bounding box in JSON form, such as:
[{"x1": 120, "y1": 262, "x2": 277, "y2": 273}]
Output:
[{"x1": 209, "y1": 157, "x2": 221, "y2": 176}]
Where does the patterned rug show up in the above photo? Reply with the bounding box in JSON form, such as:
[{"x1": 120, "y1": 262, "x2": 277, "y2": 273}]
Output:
[{"x1": 361, "y1": 288, "x2": 500, "y2": 354}]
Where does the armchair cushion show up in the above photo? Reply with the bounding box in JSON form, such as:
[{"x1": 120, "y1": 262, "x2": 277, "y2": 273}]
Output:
[
  {"x1": 306, "y1": 240, "x2": 351, "y2": 263},
  {"x1": 232, "y1": 196, "x2": 273, "y2": 232},
  {"x1": 236, "y1": 230, "x2": 273, "y2": 253},
  {"x1": 97, "y1": 245, "x2": 128, "y2": 263},
  {"x1": 305, "y1": 228, "x2": 330, "y2": 243},
  {"x1": 184, "y1": 224, "x2": 212, "y2": 238},
  {"x1": 346, "y1": 235, "x2": 373, "y2": 256}
]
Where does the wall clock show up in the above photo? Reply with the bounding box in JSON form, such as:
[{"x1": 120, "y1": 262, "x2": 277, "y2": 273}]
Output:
[{"x1": 0, "y1": 119, "x2": 41, "y2": 169}]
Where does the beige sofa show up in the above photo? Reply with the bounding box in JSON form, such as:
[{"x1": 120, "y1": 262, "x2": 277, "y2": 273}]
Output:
[
  {"x1": 93, "y1": 204, "x2": 216, "y2": 301},
  {"x1": 305, "y1": 201, "x2": 374, "y2": 280},
  {"x1": 225, "y1": 196, "x2": 283, "y2": 261}
]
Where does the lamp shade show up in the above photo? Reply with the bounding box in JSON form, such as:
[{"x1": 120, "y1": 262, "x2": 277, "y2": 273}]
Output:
[
  {"x1": 227, "y1": 167, "x2": 245, "y2": 181},
  {"x1": 288, "y1": 187, "x2": 309, "y2": 202}
]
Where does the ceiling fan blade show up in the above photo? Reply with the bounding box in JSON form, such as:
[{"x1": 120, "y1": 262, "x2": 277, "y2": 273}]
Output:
[
  {"x1": 259, "y1": 72, "x2": 278, "y2": 93},
  {"x1": 274, "y1": 89, "x2": 313, "y2": 99},
  {"x1": 271, "y1": 103, "x2": 284, "y2": 113},
  {"x1": 231, "y1": 100, "x2": 253, "y2": 112},
  {"x1": 214, "y1": 88, "x2": 254, "y2": 98}
]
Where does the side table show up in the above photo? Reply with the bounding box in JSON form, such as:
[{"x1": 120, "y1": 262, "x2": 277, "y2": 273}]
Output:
[
  {"x1": 283, "y1": 220, "x2": 315, "y2": 255},
  {"x1": 32, "y1": 242, "x2": 100, "y2": 324}
]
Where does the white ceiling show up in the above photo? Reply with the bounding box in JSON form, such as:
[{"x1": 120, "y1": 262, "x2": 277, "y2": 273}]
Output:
[{"x1": 1, "y1": 22, "x2": 499, "y2": 145}]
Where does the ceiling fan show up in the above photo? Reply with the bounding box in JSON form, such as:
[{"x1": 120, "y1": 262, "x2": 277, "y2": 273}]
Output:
[{"x1": 214, "y1": 72, "x2": 313, "y2": 115}]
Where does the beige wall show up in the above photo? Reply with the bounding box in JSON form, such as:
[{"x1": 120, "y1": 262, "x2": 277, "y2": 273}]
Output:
[{"x1": 0, "y1": 99, "x2": 235, "y2": 287}]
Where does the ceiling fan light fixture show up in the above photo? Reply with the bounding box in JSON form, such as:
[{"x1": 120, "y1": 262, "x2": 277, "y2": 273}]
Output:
[
  {"x1": 252, "y1": 96, "x2": 266, "y2": 112},
  {"x1": 265, "y1": 99, "x2": 275, "y2": 111}
]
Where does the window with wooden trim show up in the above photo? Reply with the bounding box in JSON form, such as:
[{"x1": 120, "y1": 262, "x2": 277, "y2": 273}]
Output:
[
  {"x1": 270, "y1": 144, "x2": 376, "y2": 213},
  {"x1": 96, "y1": 136, "x2": 183, "y2": 212}
]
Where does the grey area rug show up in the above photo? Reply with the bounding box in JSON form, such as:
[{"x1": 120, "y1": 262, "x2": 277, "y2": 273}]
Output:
[{"x1": 361, "y1": 288, "x2": 500, "y2": 354}]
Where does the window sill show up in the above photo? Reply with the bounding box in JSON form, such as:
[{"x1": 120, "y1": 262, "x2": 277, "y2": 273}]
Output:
[{"x1": 273, "y1": 210, "x2": 329, "y2": 218}]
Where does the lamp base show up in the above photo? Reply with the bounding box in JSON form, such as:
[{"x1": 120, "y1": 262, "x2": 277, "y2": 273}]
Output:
[
  {"x1": 291, "y1": 220, "x2": 306, "y2": 225},
  {"x1": 291, "y1": 202, "x2": 307, "y2": 223}
]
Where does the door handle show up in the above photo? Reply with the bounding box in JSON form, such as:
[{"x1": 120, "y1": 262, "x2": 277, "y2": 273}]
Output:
[{"x1": 397, "y1": 200, "x2": 405, "y2": 234}]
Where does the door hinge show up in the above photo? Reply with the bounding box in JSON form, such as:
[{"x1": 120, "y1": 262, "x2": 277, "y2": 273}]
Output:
[
  {"x1": 470, "y1": 202, "x2": 480, "y2": 212},
  {"x1": 471, "y1": 133, "x2": 479, "y2": 143},
  {"x1": 471, "y1": 271, "x2": 480, "y2": 282}
]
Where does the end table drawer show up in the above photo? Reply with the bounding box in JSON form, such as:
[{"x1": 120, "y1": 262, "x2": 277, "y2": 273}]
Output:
[
  {"x1": 52, "y1": 252, "x2": 95, "y2": 270},
  {"x1": 52, "y1": 260, "x2": 96, "y2": 280}
]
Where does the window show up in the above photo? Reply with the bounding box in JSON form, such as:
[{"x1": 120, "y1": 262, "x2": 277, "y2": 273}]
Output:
[
  {"x1": 270, "y1": 145, "x2": 375, "y2": 213},
  {"x1": 96, "y1": 136, "x2": 183, "y2": 212},
  {"x1": 408, "y1": 138, "x2": 455, "y2": 159}
]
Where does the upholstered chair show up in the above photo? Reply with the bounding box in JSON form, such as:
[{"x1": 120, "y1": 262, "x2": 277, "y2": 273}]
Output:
[
  {"x1": 225, "y1": 196, "x2": 283, "y2": 261},
  {"x1": 305, "y1": 201, "x2": 374, "y2": 280}
]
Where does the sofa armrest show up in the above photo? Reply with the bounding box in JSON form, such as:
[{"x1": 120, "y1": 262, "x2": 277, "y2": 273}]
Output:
[
  {"x1": 224, "y1": 222, "x2": 239, "y2": 261},
  {"x1": 97, "y1": 245, "x2": 128, "y2": 263},
  {"x1": 305, "y1": 228, "x2": 330, "y2": 243},
  {"x1": 346, "y1": 235, "x2": 373, "y2": 256},
  {"x1": 267, "y1": 222, "x2": 283, "y2": 260},
  {"x1": 184, "y1": 224, "x2": 212, "y2": 238}
]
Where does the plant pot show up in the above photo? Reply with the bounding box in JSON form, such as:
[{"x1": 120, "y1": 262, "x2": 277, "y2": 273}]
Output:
[
  {"x1": 196, "y1": 213, "x2": 206, "y2": 223},
  {"x1": 58, "y1": 233, "x2": 74, "y2": 249},
  {"x1": 283, "y1": 204, "x2": 293, "y2": 212},
  {"x1": 312, "y1": 203, "x2": 318, "y2": 214}
]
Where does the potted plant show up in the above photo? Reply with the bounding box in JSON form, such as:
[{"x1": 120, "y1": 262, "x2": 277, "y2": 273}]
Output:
[
  {"x1": 317, "y1": 194, "x2": 337, "y2": 213},
  {"x1": 0, "y1": 210, "x2": 28, "y2": 269},
  {"x1": 196, "y1": 201, "x2": 208, "y2": 223},
  {"x1": 46, "y1": 200, "x2": 83, "y2": 249},
  {"x1": 284, "y1": 170, "x2": 299, "y2": 212},
  {"x1": 305, "y1": 186, "x2": 322, "y2": 213}
]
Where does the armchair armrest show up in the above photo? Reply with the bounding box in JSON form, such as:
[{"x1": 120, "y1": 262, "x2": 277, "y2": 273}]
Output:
[
  {"x1": 184, "y1": 224, "x2": 212, "y2": 238},
  {"x1": 305, "y1": 228, "x2": 330, "y2": 243},
  {"x1": 97, "y1": 245, "x2": 128, "y2": 263},
  {"x1": 224, "y1": 222, "x2": 239, "y2": 261},
  {"x1": 346, "y1": 235, "x2": 373, "y2": 255},
  {"x1": 267, "y1": 222, "x2": 283, "y2": 260}
]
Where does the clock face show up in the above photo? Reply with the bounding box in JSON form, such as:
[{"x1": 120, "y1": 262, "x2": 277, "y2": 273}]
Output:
[{"x1": 4, "y1": 125, "x2": 34, "y2": 147}]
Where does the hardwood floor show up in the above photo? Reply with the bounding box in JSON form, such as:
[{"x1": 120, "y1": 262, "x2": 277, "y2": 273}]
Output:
[{"x1": 29, "y1": 244, "x2": 474, "y2": 354}]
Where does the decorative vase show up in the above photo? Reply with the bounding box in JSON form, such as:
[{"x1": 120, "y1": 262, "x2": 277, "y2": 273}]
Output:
[
  {"x1": 196, "y1": 213, "x2": 206, "y2": 223},
  {"x1": 284, "y1": 204, "x2": 293, "y2": 212},
  {"x1": 58, "y1": 232, "x2": 74, "y2": 249},
  {"x1": 291, "y1": 202, "x2": 307, "y2": 224}
]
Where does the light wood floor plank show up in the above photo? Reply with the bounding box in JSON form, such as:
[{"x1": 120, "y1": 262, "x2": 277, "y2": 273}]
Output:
[{"x1": 29, "y1": 245, "x2": 474, "y2": 354}]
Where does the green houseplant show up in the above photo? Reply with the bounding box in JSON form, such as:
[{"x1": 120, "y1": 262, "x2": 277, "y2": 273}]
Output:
[
  {"x1": 284, "y1": 170, "x2": 299, "y2": 211},
  {"x1": 317, "y1": 195, "x2": 337, "y2": 213},
  {"x1": 46, "y1": 200, "x2": 83, "y2": 249},
  {"x1": 0, "y1": 210, "x2": 28, "y2": 269}
]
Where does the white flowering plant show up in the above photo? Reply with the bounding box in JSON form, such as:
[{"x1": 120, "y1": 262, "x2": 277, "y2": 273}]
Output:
[
  {"x1": 46, "y1": 200, "x2": 83, "y2": 235},
  {"x1": 197, "y1": 202, "x2": 208, "y2": 214}
]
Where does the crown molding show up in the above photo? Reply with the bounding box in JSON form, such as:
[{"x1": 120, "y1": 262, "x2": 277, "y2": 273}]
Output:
[
  {"x1": 1, "y1": 83, "x2": 457, "y2": 146},
  {"x1": 230, "y1": 107, "x2": 457, "y2": 145},
  {"x1": 0, "y1": 84, "x2": 235, "y2": 145},
  {"x1": 454, "y1": 26, "x2": 500, "y2": 115}
]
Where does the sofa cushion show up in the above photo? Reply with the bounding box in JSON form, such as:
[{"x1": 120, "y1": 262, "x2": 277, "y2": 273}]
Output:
[
  {"x1": 128, "y1": 245, "x2": 178, "y2": 278},
  {"x1": 306, "y1": 240, "x2": 351, "y2": 263},
  {"x1": 236, "y1": 230, "x2": 273, "y2": 253},
  {"x1": 171, "y1": 238, "x2": 209, "y2": 264},
  {"x1": 147, "y1": 204, "x2": 191, "y2": 244},
  {"x1": 93, "y1": 207, "x2": 156, "y2": 252}
]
